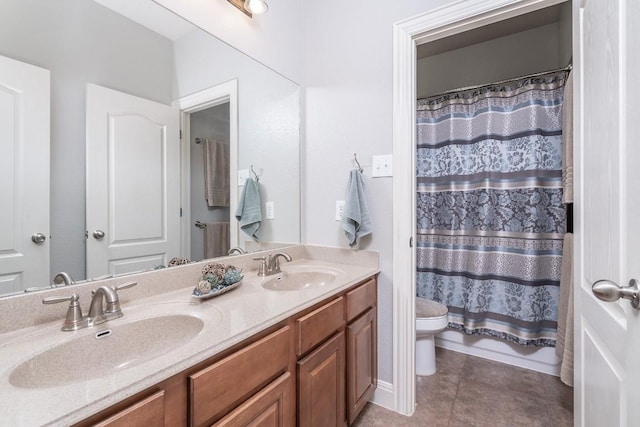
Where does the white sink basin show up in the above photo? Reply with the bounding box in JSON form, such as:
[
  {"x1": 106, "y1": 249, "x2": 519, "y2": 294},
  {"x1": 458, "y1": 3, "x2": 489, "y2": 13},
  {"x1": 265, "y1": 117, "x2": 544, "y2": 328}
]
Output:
[
  {"x1": 9, "y1": 314, "x2": 204, "y2": 389},
  {"x1": 262, "y1": 266, "x2": 344, "y2": 291}
]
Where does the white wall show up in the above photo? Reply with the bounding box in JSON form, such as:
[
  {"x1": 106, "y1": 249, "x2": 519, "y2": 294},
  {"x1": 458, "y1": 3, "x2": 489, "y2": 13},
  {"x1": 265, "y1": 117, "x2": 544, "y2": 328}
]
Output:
[
  {"x1": 0, "y1": 0, "x2": 175, "y2": 282},
  {"x1": 301, "y1": 0, "x2": 450, "y2": 387},
  {"x1": 154, "y1": 0, "x2": 303, "y2": 84},
  {"x1": 416, "y1": 23, "x2": 562, "y2": 98},
  {"x1": 558, "y1": 0, "x2": 573, "y2": 66},
  {"x1": 173, "y1": 29, "x2": 301, "y2": 248}
]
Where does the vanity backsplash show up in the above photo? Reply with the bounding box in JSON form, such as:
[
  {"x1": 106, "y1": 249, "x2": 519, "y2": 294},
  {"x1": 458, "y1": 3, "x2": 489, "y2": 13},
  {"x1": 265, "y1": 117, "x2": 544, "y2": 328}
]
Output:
[{"x1": 0, "y1": 245, "x2": 378, "y2": 335}]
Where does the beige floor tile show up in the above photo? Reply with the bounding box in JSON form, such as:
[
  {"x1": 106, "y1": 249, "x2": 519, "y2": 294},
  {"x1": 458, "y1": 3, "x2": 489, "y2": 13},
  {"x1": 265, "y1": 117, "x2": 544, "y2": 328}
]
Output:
[{"x1": 352, "y1": 348, "x2": 574, "y2": 427}]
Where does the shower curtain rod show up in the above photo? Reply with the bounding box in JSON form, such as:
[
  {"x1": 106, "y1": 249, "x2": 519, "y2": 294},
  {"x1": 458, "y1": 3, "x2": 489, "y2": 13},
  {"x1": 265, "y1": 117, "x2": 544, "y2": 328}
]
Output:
[{"x1": 423, "y1": 63, "x2": 572, "y2": 100}]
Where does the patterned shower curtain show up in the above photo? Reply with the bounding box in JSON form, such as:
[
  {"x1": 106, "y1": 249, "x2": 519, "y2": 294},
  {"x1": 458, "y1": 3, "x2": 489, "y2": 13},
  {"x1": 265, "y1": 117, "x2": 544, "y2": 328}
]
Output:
[{"x1": 416, "y1": 71, "x2": 568, "y2": 347}]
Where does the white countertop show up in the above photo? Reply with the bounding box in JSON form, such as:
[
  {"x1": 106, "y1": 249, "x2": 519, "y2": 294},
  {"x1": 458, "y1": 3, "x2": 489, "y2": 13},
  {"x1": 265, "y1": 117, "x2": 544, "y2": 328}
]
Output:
[{"x1": 0, "y1": 248, "x2": 378, "y2": 426}]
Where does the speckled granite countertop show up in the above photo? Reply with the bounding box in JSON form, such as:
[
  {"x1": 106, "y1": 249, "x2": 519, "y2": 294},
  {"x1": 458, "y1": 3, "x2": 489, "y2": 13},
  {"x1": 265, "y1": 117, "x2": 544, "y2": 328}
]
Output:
[{"x1": 0, "y1": 245, "x2": 379, "y2": 426}]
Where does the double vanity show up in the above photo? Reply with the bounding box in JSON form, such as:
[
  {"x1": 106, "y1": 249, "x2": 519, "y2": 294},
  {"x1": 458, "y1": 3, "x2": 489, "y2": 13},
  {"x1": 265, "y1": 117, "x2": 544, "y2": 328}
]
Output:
[{"x1": 0, "y1": 245, "x2": 379, "y2": 426}]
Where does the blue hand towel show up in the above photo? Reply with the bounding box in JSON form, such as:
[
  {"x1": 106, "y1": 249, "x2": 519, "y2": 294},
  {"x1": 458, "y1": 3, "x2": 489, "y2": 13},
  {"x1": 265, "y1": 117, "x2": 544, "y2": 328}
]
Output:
[
  {"x1": 235, "y1": 178, "x2": 262, "y2": 241},
  {"x1": 341, "y1": 170, "x2": 373, "y2": 247}
]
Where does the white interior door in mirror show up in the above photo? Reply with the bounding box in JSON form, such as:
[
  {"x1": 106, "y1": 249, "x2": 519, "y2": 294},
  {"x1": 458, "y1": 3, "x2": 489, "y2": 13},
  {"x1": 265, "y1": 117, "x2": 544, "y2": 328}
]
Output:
[
  {"x1": 86, "y1": 84, "x2": 180, "y2": 278},
  {"x1": 0, "y1": 55, "x2": 50, "y2": 293}
]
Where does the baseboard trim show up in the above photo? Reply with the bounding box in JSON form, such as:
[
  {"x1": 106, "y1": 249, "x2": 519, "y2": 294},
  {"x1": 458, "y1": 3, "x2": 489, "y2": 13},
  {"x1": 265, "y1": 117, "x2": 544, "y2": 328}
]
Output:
[
  {"x1": 371, "y1": 379, "x2": 395, "y2": 411},
  {"x1": 436, "y1": 330, "x2": 561, "y2": 375}
]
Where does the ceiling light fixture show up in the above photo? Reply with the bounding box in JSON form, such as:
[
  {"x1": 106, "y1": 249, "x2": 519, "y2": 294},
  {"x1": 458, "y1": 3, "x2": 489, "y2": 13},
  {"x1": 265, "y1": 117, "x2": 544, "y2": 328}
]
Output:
[
  {"x1": 244, "y1": 0, "x2": 268, "y2": 14},
  {"x1": 227, "y1": 0, "x2": 268, "y2": 17}
]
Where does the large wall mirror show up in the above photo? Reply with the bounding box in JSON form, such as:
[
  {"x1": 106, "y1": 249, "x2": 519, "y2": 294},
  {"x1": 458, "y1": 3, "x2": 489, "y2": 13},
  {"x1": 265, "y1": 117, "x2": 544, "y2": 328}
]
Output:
[{"x1": 0, "y1": 0, "x2": 300, "y2": 297}]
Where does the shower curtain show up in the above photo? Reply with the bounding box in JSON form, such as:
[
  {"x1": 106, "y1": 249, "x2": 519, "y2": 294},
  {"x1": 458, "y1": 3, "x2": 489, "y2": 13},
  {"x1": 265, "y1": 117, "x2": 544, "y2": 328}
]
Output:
[{"x1": 416, "y1": 71, "x2": 568, "y2": 347}]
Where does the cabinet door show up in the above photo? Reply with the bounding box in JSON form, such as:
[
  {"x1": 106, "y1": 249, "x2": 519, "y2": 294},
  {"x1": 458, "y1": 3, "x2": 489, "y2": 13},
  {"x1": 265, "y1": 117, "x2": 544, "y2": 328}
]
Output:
[
  {"x1": 297, "y1": 331, "x2": 346, "y2": 427},
  {"x1": 347, "y1": 308, "x2": 376, "y2": 425},
  {"x1": 92, "y1": 390, "x2": 165, "y2": 427},
  {"x1": 214, "y1": 373, "x2": 292, "y2": 427}
]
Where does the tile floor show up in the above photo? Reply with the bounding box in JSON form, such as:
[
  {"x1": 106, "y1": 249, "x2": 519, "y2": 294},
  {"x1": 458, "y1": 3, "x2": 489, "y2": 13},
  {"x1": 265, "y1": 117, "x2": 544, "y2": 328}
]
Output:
[{"x1": 353, "y1": 347, "x2": 573, "y2": 427}]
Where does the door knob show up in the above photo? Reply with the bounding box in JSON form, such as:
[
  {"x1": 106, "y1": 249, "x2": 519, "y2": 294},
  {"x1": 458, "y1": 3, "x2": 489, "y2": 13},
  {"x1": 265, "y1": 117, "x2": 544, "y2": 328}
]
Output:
[
  {"x1": 592, "y1": 279, "x2": 640, "y2": 309},
  {"x1": 31, "y1": 233, "x2": 46, "y2": 244},
  {"x1": 92, "y1": 230, "x2": 105, "y2": 240}
]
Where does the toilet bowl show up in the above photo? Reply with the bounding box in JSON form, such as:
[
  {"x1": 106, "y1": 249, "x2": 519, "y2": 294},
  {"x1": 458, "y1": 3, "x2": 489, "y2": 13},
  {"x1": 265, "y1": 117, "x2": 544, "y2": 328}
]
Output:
[{"x1": 416, "y1": 297, "x2": 448, "y2": 376}]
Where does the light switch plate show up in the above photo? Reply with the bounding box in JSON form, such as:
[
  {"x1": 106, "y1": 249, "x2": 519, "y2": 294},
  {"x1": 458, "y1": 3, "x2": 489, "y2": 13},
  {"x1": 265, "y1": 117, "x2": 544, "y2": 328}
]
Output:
[
  {"x1": 238, "y1": 169, "x2": 249, "y2": 186},
  {"x1": 336, "y1": 200, "x2": 345, "y2": 221},
  {"x1": 372, "y1": 154, "x2": 393, "y2": 177},
  {"x1": 265, "y1": 202, "x2": 275, "y2": 219}
]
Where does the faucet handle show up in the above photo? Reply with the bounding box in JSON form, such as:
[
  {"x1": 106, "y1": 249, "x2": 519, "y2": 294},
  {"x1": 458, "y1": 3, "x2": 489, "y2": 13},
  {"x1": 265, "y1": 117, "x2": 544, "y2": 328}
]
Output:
[
  {"x1": 253, "y1": 257, "x2": 267, "y2": 277},
  {"x1": 101, "y1": 282, "x2": 136, "y2": 315},
  {"x1": 42, "y1": 293, "x2": 86, "y2": 331},
  {"x1": 42, "y1": 293, "x2": 79, "y2": 305},
  {"x1": 112, "y1": 281, "x2": 137, "y2": 292}
]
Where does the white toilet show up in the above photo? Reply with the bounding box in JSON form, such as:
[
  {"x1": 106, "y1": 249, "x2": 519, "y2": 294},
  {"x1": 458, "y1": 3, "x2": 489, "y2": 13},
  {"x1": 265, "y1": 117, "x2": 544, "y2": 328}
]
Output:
[{"x1": 416, "y1": 297, "x2": 449, "y2": 376}]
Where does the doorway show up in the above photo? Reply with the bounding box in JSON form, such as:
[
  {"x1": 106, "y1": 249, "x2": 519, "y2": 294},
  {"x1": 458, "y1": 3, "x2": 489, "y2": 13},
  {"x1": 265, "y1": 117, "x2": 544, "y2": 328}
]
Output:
[
  {"x1": 173, "y1": 79, "x2": 239, "y2": 260},
  {"x1": 391, "y1": 0, "x2": 573, "y2": 416},
  {"x1": 189, "y1": 102, "x2": 231, "y2": 260}
]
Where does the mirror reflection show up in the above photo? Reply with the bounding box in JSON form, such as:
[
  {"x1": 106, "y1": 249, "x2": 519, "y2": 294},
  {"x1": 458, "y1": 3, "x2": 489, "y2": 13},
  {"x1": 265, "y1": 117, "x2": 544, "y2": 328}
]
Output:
[{"x1": 0, "y1": 0, "x2": 300, "y2": 296}]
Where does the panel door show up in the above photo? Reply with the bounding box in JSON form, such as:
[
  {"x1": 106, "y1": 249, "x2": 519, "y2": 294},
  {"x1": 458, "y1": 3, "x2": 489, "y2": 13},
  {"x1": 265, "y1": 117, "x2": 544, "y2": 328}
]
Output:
[
  {"x1": 0, "y1": 54, "x2": 50, "y2": 293},
  {"x1": 86, "y1": 84, "x2": 180, "y2": 277},
  {"x1": 347, "y1": 308, "x2": 376, "y2": 425},
  {"x1": 297, "y1": 331, "x2": 346, "y2": 427},
  {"x1": 577, "y1": 0, "x2": 640, "y2": 425}
]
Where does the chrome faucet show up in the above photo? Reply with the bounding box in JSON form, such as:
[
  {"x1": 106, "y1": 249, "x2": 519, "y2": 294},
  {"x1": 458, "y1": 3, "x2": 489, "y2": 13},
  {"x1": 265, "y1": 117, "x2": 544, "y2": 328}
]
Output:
[
  {"x1": 88, "y1": 285, "x2": 122, "y2": 325},
  {"x1": 253, "y1": 252, "x2": 292, "y2": 277},
  {"x1": 42, "y1": 281, "x2": 137, "y2": 331},
  {"x1": 267, "y1": 252, "x2": 292, "y2": 275},
  {"x1": 53, "y1": 272, "x2": 75, "y2": 287},
  {"x1": 228, "y1": 247, "x2": 246, "y2": 255}
]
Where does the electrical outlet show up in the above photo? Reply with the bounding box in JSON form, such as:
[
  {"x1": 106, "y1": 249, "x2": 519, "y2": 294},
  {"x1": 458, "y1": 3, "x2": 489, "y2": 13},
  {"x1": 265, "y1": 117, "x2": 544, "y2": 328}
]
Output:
[
  {"x1": 336, "y1": 200, "x2": 345, "y2": 221},
  {"x1": 238, "y1": 169, "x2": 250, "y2": 186},
  {"x1": 372, "y1": 154, "x2": 393, "y2": 177},
  {"x1": 265, "y1": 202, "x2": 275, "y2": 219}
]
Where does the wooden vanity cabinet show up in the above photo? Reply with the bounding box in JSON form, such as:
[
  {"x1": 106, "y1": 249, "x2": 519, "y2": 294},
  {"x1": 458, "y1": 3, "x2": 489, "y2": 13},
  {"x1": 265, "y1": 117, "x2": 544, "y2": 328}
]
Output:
[
  {"x1": 294, "y1": 277, "x2": 378, "y2": 426},
  {"x1": 77, "y1": 275, "x2": 377, "y2": 427},
  {"x1": 213, "y1": 372, "x2": 292, "y2": 426},
  {"x1": 295, "y1": 297, "x2": 347, "y2": 426},
  {"x1": 91, "y1": 390, "x2": 166, "y2": 427},
  {"x1": 298, "y1": 331, "x2": 346, "y2": 427},
  {"x1": 189, "y1": 326, "x2": 292, "y2": 427},
  {"x1": 345, "y1": 279, "x2": 377, "y2": 424},
  {"x1": 75, "y1": 374, "x2": 187, "y2": 427}
]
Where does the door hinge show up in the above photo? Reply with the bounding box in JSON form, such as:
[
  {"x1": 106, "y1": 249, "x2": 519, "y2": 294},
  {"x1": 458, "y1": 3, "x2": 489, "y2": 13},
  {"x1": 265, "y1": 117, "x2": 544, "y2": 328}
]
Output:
[
  {"x1": 179, "y1": 129, "x2": 182, "y2": 140},
  {"x1": 180, "y1": 208, "x2": 183, "y2": 217},
  {"x1": 409, "y1": 236, "x2": 413, "y2": 248}
]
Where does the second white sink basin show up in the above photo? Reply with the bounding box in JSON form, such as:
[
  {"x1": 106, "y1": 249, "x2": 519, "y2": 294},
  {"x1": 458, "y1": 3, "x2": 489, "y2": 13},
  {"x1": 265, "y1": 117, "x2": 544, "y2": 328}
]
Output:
[
  {"x1": 9, "y1": 314, "x2": 204, "y2": 389},
  {"x1": 262, "y1": 266, "x2": 344, "y2": 291}
]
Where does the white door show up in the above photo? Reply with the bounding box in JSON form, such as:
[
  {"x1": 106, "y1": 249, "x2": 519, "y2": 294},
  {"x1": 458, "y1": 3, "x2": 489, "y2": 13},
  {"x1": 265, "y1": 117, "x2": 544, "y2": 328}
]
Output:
[
  {"x1": 86, "y1": 84, "x2": 181, "y2": 278},
  {"x1": 577, "y1": 0, "x2": 640, "y2": 425},
  {"x1": 0, "y1": 55, "x2": 50, "y2": 293}
]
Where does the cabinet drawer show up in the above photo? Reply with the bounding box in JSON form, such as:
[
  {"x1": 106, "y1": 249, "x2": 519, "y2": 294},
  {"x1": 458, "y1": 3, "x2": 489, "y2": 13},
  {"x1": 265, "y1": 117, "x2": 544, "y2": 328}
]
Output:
[
  {"x1": 93, "y1": 390, "x2": 165, "y2": 427},
  {"x1": 296, "y1": 297, "x2": 345, "y2": 356},
  {"x1": 346, "y1": 278, "x2": 376, "y2": 322},
  {"x1": 189, "y1": 326, "x2": 290, "y2": 427},
  {"x1": 214, "y1": 372, "x2": 292, "y2": 426}
]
